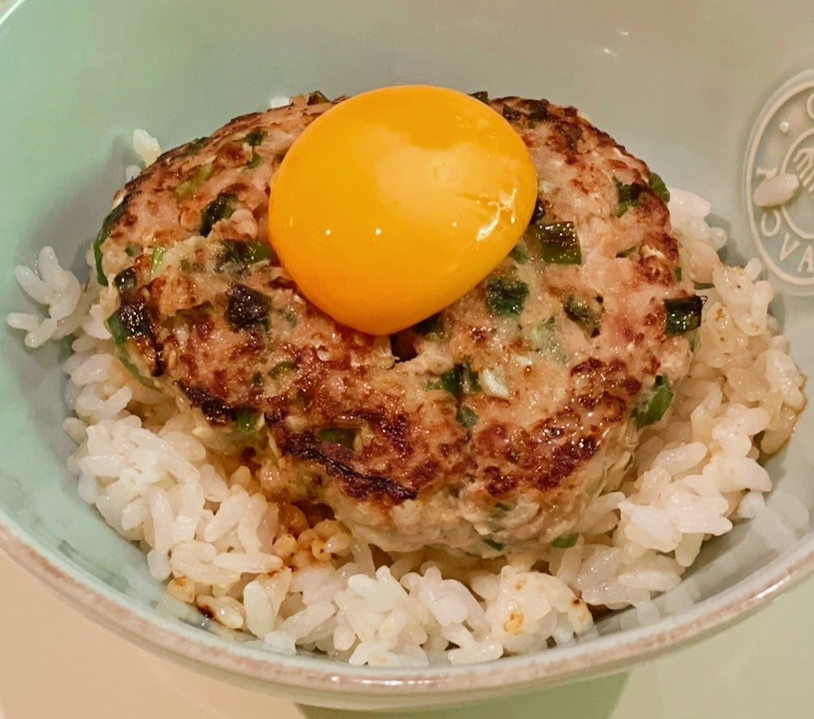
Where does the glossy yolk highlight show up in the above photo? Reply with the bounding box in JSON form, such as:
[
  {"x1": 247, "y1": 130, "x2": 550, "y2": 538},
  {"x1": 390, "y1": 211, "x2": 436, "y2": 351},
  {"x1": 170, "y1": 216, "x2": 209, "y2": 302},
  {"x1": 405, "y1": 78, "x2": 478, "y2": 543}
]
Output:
[{"x1": 268, "y1": 85, "x2": 538, "y2": 336}]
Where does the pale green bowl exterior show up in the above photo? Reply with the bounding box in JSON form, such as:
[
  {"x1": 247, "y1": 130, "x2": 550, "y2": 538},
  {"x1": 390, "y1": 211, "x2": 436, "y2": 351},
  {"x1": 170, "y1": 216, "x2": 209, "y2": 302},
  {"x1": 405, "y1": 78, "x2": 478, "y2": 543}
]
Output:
[{"x1": 1, "y1": 0, "x2": 814, "y2": 710}]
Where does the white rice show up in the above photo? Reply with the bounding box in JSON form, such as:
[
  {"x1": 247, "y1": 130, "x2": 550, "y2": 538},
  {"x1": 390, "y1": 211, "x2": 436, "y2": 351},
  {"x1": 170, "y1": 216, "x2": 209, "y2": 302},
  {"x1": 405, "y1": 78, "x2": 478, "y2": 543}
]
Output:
[
  {"x1": 6, "y1": 246, "x2": 87, "y2": 348},
  {"x1": 7, "y1": 181, "x2": 805, "y2": 666},
  {"x1": 132, "y1": 128, "x2": 162, "y2": 167}
]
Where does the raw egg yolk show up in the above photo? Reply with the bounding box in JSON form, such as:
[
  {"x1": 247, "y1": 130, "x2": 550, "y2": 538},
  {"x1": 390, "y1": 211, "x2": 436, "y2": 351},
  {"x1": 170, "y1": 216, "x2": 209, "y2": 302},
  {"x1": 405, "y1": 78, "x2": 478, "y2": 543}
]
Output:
[{"x1": 268, "y1": 85, "x2": 538, "y2": 336}]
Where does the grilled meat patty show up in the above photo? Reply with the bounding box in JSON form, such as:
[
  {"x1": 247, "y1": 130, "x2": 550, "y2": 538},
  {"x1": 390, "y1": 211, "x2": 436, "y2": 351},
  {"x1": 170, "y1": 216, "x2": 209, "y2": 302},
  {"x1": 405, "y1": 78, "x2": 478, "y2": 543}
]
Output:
[{"x1": 96, "y1": 92, "x2": 696, "y2": 556}]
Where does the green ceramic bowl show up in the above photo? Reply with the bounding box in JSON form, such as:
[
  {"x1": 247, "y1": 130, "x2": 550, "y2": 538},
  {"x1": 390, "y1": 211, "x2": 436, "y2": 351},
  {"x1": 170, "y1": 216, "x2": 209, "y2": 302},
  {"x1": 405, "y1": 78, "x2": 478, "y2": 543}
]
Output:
[{"x1": 2, "y1": 0, "x2": 814, "y2": 710}]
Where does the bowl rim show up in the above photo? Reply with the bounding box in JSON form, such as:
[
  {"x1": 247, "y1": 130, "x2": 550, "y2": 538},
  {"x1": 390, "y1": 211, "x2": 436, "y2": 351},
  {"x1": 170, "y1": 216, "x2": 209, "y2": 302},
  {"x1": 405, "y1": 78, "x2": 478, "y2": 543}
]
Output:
[
  {"x1": 2, "y1": 0, "x2": 814, "y2": 706},
  {"x1": 2, "y1": 507, "x2": 813, "y2": 707}
]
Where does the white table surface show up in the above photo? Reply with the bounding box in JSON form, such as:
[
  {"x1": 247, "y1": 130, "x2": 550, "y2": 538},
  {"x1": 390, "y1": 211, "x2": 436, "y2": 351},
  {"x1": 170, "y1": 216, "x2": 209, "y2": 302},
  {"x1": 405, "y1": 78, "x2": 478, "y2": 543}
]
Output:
[{"x1": 3, "y1": 1, "x2": 814, "y2": 716}]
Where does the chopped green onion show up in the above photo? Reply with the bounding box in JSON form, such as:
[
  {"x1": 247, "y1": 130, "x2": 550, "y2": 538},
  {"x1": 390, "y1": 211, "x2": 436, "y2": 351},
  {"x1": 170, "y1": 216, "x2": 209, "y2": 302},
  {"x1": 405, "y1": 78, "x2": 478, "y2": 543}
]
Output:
[
  {"x1": 528, "y1": 317, "x2": 568, "y2": 362},
  {"x1": 456, "y1": 405, "x2": 478, "y2": 429},
  {"x1": 413, "y1": 313, "x2": 447, "y2": 341},
  {"x1": 150, "y1": 246, "x2": 166, "y2": 278},
  {"x1": 462, "y1": 362, "x2": 480, "y2": 394},
  {"x1": 634, "y1": 375, "x2": 674, "y2": 428},
  {"x1": 316, "y1": 427, "x2": 357, "y2": 449},
  {"x1": 243, "y1": 129, "x2": 267, "y2": 147},
  {"x1": 245, "y1": 152, "x2": 262, "y2": 169},
  {"x1": 427, "y1": 368, "x2": 460, "y2": 396},
  {"x1": 181, "y1": 137, "x2": 208, "y2": 156},
  {"x1": 529, "y1": 221, "x2": 582, "y2": 264},
  {"x1": 93, "y1": 201, "x2": 128, "y2": 286},
  {"x1": 526, "y1": 103, "x2": 550, "y2": 126},
  {"x1": 200, "y1": 192, "x2": 237, "y2": 236},
  {"x1": 117, "y1": 353, "x2": 143, "y2": 380},
  {"x1": 235, "y1": 408, "x2": 259, "y2": 433},
  {"x1": 275, "y1": 308, "x2": 298, "y2": 328},
  {"x1": 485, "y1": 277, "x2": 529, "y2": 317},
  {"x1": 551, "y1": 534, "x2": 578, "y2": 549},
  {"x1": 217, "y1": 240, "x2": 275, "y2": 273},
  {"x1": 268, "y1": 360, "x2": 298, "y2": 379},
  {"x1": 563, "y1": 295, "x2": 603, "y2": 337},
  {"x1": 427, "y1": 362, "x2": 479, "y2": 399},
  {"x1": 483, "y1": 537, "x2": 504, "y2": 552},
  {"x1": 665, "y1": 295, "x2": 703, "y2": 336},
  {"x1": 615, "y1": 179, "x2": 643, "y2": 217},
  {"x1": 106, "y1": 311, "x2": 127, "y2": 346},
  {"x1": 674, "y1": 267, "x2": 683, "y2": 282},
  {"x1": 649, "y1": 172, "x2": 670, "y2": 203},
  {"x1": 307, "y1": 90, "x2": 330, "y2": 105},
  {"x1": 174, "y1": 163, "x2": 214, "y2": 200},
  {"x1": 510, "y1": 241, "x2": 530, "y2": 264}
]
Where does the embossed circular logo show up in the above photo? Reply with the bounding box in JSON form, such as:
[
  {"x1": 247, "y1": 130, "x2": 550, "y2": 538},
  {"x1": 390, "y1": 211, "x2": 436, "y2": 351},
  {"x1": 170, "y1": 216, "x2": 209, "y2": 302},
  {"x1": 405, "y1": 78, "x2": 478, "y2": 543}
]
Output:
[{"x1": 745, "y1": 69, "x2": 814, "y2": 294}]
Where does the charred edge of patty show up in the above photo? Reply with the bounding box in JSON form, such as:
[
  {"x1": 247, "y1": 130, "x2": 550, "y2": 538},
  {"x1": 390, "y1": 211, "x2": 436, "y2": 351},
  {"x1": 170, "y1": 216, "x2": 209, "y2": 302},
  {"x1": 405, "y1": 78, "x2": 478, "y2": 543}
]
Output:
[
  {"x1": 493, "y1": 96, "x2": 585, "y2": 157},
  {"x1": 474, "y1": 359, "x2": 637, "y2": 498},
  {"x1": 482, "y1": 430, "x2": 599, "y2": 497},
  {"x1": 274, "y1": 426, "x2": 419, "y2": 503},
  {"x1": 116, "y1": 292, "x2": 165, "y2": 376},
  {"x1": 179, "y1": 382, "x2": 236, "y2": 425},
  {"x1": 477, "y1": 409, "x2": 605, "y2": 498},
  {"x1": 225, "y1": 283, "x2": 271, "y2": 331},
  {"x1": 570, "y1": 357, "x2": 643, "y2": 399}
]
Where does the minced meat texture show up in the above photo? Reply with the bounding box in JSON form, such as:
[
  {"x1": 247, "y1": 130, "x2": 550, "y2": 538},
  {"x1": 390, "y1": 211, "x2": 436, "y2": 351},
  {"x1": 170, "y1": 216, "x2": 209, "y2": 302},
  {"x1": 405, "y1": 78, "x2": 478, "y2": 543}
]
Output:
[{"x1": 96, "y1": 93, "x2": 696, "y2": 556}]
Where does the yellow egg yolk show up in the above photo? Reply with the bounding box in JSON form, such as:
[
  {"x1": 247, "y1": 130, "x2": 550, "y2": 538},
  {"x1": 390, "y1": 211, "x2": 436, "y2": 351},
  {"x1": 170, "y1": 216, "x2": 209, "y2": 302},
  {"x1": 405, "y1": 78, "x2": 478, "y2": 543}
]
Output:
[{"x1": 268, "y1": 85, "x2": 538, "y2": 336}]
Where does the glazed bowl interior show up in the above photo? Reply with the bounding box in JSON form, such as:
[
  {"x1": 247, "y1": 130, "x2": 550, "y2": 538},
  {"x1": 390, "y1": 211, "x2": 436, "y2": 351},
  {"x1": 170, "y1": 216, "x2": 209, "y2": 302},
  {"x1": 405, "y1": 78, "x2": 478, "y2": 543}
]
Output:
[{"x1": 1, "y1": 0, "x2": 814, "y2": 710}]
